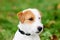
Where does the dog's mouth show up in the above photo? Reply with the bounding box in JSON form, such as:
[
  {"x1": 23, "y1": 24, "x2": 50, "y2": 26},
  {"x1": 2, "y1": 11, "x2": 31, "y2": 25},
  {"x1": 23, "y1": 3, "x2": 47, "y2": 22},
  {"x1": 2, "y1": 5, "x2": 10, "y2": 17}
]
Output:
[
  {"x1": 36, "y1": 30, "x2": 43, "y2": 33},
  {"x1": 36, "y1": 31, "x2": 40, "y2": 33}
]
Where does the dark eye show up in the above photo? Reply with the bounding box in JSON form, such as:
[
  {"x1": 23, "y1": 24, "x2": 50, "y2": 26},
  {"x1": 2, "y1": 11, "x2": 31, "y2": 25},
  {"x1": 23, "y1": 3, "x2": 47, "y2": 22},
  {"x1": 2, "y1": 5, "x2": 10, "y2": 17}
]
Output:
[
  {"x1": 39, "y1": 17, "x2": 40, "y2": 19},
  {"x1": 29, "y1": 18, "x2": 33, "y2": 21}
]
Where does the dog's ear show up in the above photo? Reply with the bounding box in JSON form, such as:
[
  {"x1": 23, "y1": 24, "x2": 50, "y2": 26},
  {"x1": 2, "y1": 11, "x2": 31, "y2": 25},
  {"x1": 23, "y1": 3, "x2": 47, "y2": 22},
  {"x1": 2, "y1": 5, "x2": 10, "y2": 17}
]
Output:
[{"x1": 17, "y1": 12, "x2": 25, "y2": 23}]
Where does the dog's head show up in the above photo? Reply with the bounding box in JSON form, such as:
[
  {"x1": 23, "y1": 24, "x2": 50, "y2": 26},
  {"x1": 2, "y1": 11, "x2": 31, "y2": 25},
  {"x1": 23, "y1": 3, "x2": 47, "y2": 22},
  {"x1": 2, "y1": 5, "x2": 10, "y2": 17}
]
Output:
[{"x1": 17, "y1": 8, "x2": 43, "y2": 35}]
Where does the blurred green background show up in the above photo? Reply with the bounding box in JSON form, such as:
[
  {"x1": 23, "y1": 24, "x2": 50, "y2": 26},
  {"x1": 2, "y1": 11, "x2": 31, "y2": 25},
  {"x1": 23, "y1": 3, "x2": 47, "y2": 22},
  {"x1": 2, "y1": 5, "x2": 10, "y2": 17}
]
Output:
[{"x1": 0, "y1": 0, "x2": 60, "y2": 40}]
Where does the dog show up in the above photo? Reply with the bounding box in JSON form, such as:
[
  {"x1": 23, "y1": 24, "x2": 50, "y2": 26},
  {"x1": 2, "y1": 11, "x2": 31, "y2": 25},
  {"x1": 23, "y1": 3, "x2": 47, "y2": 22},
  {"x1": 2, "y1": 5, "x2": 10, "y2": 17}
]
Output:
[{"x1": 13, "y1": 8, "x2": 43, "y2": 40}]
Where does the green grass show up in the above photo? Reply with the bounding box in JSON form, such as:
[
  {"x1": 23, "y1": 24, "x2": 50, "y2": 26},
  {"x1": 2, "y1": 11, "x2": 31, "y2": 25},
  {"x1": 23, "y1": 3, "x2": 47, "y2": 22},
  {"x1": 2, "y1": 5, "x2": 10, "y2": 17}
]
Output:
[{"x1": 0, "y1": 0, "x2": 60, "y2": 40}]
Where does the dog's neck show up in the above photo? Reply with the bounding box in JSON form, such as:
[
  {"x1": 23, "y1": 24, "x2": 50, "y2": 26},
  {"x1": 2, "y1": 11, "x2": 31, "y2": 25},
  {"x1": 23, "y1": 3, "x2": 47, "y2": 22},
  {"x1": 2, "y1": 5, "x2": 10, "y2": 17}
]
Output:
[
  {"x1": 18, "y1": 22, "x2": 39, "y2": 36},
  {"x1": 19, "y1": 29, "x2": 31, "y2": 36},
  {"x1": 18, "y1": 22, "x2": 31, "y2": 36}
]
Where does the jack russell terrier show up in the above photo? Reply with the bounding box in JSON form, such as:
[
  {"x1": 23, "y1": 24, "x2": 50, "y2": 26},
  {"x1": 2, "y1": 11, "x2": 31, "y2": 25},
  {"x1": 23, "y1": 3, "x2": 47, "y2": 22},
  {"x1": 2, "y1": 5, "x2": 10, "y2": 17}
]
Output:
[{"x1": 13, "y1": 8, "x2": 43, "y2": 40}]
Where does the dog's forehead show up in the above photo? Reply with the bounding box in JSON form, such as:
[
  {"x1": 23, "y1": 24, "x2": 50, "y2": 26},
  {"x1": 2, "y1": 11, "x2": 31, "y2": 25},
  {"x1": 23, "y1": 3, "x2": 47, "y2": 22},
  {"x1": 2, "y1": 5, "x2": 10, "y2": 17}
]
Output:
[{"x1": 23, "y1": 8, "x2": 41, "y2": 17}]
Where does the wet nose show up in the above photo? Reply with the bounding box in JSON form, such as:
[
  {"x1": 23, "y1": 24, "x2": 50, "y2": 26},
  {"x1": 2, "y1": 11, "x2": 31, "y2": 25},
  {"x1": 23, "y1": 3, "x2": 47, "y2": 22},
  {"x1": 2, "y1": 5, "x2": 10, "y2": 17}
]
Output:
[{"x1": 37, "y1": 26, "x2": 42, "y2": 31}]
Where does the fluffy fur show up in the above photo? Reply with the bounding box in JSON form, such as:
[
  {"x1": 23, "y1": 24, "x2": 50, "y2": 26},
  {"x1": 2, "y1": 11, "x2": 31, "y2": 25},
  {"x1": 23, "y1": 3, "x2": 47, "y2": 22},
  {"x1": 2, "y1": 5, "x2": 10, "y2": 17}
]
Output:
[{"x1": 13, "y1": 8, "x2": 43, "y2": 40}]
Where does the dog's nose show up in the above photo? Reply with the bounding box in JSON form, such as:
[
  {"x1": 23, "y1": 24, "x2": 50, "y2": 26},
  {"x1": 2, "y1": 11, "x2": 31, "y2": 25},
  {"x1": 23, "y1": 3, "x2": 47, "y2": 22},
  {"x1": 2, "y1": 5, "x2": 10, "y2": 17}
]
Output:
[{"x1": 37, "y1": 27, "x2": 42, "y2": 31}]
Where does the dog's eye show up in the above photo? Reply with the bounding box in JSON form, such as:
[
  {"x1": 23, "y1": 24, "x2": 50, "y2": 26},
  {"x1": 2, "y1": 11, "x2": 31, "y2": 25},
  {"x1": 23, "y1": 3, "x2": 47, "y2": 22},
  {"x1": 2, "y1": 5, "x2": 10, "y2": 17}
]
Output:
[
  {"x1": 39, "y1": 17, "x2": 40, "y2": 19},
  {"x1": 29, "y1": 18, "x2": 33, "y2": 21}
]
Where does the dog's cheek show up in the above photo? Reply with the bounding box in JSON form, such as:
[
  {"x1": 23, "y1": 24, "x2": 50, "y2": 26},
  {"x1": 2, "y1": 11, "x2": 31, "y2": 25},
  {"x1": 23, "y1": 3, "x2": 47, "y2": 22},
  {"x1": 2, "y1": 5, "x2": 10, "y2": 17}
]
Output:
[{"x1": 24, "y1": 20, "x2": 34, "y2": 24}]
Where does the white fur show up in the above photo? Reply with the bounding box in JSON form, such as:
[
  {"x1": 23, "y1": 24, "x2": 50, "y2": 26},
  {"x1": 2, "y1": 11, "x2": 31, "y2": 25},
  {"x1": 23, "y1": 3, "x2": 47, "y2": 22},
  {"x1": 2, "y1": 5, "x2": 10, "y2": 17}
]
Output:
[{"x1": 13, "y1": 8, "x2": 43, "y2": 40}]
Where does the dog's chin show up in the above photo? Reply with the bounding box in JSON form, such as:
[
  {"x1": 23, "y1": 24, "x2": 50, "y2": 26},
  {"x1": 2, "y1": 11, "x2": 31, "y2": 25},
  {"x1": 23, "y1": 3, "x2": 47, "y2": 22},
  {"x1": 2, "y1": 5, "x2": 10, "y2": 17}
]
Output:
[
  {"x1": 36, "y1": 31, "x2": 40, "y2": 33},
  {"x1": 36, "y1": 30, "x2": 43, "y2": 34}
]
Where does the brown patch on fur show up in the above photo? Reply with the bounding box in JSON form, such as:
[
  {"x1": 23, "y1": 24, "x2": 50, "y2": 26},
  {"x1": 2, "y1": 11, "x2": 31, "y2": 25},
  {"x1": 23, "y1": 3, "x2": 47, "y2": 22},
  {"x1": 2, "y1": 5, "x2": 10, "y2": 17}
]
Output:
[
  {"x1": 24, "y1": 10, "x2": 35, "y2": 24},
  {"x1": 17, "y1": 10, "x2": 35, "y2": 24},
  {"x1": 17, "y1": 12, "x2": 25, "y2": 23}
]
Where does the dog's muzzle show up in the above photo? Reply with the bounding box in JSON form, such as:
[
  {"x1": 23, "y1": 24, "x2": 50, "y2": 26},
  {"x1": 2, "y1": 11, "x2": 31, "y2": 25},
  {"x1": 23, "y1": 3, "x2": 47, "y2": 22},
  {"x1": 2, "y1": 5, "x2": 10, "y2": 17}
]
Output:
[
  {"x1": 36, "y1": 26, "x2": 43, "y2": 33},
  {"x1": 38, "y1": 27, "x2": 42, "y2": 31}
]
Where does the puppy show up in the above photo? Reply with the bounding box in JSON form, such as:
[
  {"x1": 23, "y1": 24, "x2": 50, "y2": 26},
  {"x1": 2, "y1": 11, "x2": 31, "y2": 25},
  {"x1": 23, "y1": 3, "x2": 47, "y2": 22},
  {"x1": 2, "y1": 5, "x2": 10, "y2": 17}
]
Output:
[{"x1": 13, "y1": 8, "x2": 43, "y2": 40}]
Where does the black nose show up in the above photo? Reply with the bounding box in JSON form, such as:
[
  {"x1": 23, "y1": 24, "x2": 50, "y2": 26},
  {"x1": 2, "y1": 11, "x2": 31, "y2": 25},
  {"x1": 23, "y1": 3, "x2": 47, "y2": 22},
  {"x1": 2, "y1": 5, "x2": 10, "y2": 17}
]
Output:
[{"x1": 37, "y1": 27, "x2": 42, "y2": 31}]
